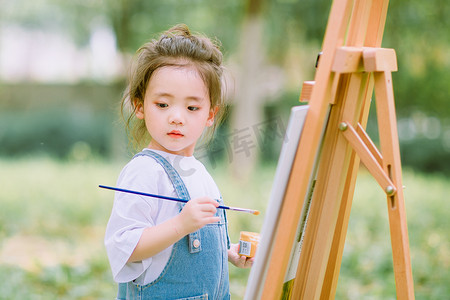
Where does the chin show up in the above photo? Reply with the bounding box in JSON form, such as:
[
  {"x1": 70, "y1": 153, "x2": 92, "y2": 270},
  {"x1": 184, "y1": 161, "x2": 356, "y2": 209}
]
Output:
[{"x1": 164, "y1": 146, "x2": 192, "y2": 155}]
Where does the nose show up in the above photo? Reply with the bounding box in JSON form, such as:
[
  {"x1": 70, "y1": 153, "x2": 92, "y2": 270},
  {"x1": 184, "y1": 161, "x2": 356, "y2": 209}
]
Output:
[{"x1": 169, "y1": 107, "x2": 184, "y2": 125}]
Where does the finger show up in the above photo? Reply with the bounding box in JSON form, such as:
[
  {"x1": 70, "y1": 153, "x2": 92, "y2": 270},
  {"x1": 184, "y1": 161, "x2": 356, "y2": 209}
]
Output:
[
  {"x1": 199, "y1": 203, "x2": 218, "y2": 214},
  {"x1": 240, "y1": 255, "x2": 247, "y2": 264},
  {"x1": 242, "y1": 256, "x2": 253, "y2": 268},
  {"x1": 197, "y1": 197, "x2": 219, "y2": 207}
]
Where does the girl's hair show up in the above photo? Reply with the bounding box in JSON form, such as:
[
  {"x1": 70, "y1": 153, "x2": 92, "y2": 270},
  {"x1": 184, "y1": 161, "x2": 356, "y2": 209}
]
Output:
[{"x1": 121, "y1": 24, "x2": 226, "y2": 150}]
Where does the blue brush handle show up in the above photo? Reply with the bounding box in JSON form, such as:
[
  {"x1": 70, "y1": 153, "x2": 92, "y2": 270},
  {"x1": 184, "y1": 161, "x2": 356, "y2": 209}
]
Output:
[{"x1": 99, "y1": 185, "x2": 232, "y2": 210}]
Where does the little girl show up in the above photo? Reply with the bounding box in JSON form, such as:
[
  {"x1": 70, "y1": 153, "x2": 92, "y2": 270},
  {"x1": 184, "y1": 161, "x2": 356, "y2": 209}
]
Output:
[{"x1": 105, "y1": 24, "x2": 252, "y2": 300}]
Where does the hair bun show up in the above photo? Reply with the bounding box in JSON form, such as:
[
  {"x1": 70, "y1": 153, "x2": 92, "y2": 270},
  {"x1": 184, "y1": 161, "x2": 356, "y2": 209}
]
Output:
[{"x1": 165, "y1": 24, "x2": 191, "y2": 37}]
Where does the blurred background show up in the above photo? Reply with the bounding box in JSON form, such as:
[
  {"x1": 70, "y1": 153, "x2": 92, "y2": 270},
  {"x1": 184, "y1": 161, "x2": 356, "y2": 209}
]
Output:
[{"x1": 0, "y1": 0, "x2": 448, "y2": 299}]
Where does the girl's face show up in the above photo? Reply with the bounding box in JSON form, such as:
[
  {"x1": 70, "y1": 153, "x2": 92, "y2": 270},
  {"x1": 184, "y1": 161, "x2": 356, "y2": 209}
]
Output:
[{"x1": 135, "y1": 65, "x2": 216, "y2": 156}]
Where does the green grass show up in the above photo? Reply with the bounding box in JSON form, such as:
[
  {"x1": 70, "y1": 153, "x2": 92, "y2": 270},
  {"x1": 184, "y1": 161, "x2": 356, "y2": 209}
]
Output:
[
  {"x1": 337, "y1": 169, "x2": 450, "y2": 299},
  {"x1": 0, "y1": 158, "x2": 448, "y2": 299}
]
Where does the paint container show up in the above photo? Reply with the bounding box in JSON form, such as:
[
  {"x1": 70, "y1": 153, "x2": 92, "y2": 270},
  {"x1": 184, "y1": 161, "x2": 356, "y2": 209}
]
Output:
[{"x1": 238, "y1": 231, "x2": 260, "y2": 258}]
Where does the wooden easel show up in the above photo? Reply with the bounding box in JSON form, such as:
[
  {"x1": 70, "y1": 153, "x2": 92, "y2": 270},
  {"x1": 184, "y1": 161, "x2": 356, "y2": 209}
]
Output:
[{"x1": 252, "y1": 0, "x2": 415, "y2": 299}]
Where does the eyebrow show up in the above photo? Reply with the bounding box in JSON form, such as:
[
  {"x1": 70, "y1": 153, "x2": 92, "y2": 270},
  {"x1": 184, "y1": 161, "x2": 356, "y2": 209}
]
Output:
[
  {"x1": 152, "y1": 92, "x2": 173, "y2": 99},
  {"x1": 152, "y1": 92, "x2": 206, "y2": 103}
]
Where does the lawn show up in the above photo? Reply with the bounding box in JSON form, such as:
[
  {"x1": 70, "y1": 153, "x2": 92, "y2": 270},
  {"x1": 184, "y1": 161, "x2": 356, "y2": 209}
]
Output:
[{"x1": 0, "y1": 157, "x2": 448, "y2": 299}]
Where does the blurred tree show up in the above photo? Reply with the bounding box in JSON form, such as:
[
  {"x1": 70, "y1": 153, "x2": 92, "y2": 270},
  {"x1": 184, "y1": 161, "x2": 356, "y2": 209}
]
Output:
[
  {"x1": 229, "y1": 0, "x2": 268, "y2": 177},
  {"x1": 261, "y1": 0, "x2": 449, "y2": 121},
  {"x1": 101, "y1": 0, "x2": 245, "y2": 54},
  {"x1": 385, "y1": 0, "x2": 450, "y2": 120},
  {"x1": 1, "y1": 0, "x2": 448, "y2": 172},
  {"x1": 2, "y1": 0, "x2": 447, "y2": 118}
]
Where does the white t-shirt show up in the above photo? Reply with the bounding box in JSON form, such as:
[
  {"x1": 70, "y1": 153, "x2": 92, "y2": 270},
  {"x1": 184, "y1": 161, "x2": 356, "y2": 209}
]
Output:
[{"x1": 104, "y1": 149, "x2": 221, "y2": 285}]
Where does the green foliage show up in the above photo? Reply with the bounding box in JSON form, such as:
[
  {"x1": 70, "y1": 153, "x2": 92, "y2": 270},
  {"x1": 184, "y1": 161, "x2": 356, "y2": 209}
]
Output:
[
  {"x1": 0, "y1": 158, "x2": 448, "y2": 299},
  {"x1": 265, "y1": 0, "x2": 331, "y2": 50},
  {"x1": 400, "y1": 138, "x2": 450, "y2": 174},
  {"x1": 384, "y1": 0, "x2": 450, "y2": 120},
  {"x1": 100, "y1": 0, "x2": 245, "y2": 54},
  {"x1": 0, "y1": 109, "x2": 112, "y2": 159}
]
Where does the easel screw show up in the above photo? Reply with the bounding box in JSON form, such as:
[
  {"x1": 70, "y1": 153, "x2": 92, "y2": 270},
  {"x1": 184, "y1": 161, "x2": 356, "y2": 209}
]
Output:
[
  {"x1": 338, "y1": 122, "x2": 348, "y2": 131},
  {"x1": 385, "y1": 185, "x2": 395, "y2": 195}
]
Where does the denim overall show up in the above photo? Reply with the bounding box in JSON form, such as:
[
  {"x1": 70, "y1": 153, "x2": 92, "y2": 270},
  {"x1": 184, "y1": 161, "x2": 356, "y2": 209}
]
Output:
[{"x1": 117, "y1": 150, "x2": 230, "y2": 300}]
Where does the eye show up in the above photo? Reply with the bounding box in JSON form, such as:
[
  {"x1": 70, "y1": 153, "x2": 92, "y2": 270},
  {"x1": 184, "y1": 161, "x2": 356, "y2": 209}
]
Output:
[
  {"x1": 156, "y1": 103, "x2": 168, "y2": 108},
  {"x1": 187, "y1": 106, "x2": 199, "y2": 111}
]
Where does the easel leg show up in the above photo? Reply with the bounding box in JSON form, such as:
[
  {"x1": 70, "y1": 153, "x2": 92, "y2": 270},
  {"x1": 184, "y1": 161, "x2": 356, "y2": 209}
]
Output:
[
  {"x1": 320, "y1": 74, "x2": 375, "y2": 299},
  {"x1": 374, "y1": 71, "x2": 415, "y2": 299}
]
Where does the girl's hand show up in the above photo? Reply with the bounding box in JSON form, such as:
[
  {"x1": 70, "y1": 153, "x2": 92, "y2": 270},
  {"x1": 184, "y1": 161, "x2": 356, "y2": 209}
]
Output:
[
  {"x1": 175, "y1": 197, "x2": 220, "y2": 235},
  {"x1": 228, "y1": 243, "x2": 254, "y2": 268}
]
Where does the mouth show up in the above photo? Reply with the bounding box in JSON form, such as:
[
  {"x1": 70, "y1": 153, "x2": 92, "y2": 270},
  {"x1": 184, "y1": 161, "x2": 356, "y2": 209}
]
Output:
[{"x1": 167, "y1": 130, "x2": 184, "y2": 138}]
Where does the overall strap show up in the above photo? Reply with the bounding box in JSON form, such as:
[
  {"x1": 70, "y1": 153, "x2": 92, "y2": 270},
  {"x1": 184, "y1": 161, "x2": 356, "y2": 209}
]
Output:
[
  {"x1": 133, "y1": 149, "x2": 202, "y2": 253},
  {"x1": 134, "y1": 149, "x2": 190, "y2": 202}
]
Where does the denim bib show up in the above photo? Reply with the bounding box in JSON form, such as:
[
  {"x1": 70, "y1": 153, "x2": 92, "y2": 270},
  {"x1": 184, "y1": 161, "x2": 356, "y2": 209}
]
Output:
[{"x1": 117, "y1": 150, "x2": 230, "y2": 300}]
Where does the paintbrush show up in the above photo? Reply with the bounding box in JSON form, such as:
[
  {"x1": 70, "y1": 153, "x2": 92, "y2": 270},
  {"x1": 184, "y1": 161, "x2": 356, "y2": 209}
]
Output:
[{"x1": 99, "y1": 185, "x2": 260, "y2": 216}]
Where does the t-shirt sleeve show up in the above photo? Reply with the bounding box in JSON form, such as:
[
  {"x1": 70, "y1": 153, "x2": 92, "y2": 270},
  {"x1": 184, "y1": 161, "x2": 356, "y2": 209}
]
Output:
[{"x1": 104, "y1": 156, "x2": 165, "y2": 283}]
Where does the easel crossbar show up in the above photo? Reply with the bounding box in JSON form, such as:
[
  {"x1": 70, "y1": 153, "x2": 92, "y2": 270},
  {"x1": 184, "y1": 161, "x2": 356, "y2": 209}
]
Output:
[
  {"x1": 332, "y1": 47, "x2": 397, "y2": 73},
  {"x1": 339, "y1": 121, "x2": 397, "y2": 195}
]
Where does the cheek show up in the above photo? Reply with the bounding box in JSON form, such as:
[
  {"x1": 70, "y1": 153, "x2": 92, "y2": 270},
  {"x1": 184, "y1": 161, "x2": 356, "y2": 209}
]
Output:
[{"x1": 139, "y1": 105, "x2": 160, "y2": 122}]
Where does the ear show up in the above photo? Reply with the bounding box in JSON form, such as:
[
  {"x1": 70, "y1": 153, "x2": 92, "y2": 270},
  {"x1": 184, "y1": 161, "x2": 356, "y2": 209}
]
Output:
[
  {"x1": 206, "y1": 106, "x2": 219, "y2": 127},
  {"x1": 134, "y1": 99, "x2": 144, "y2": 120}
]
